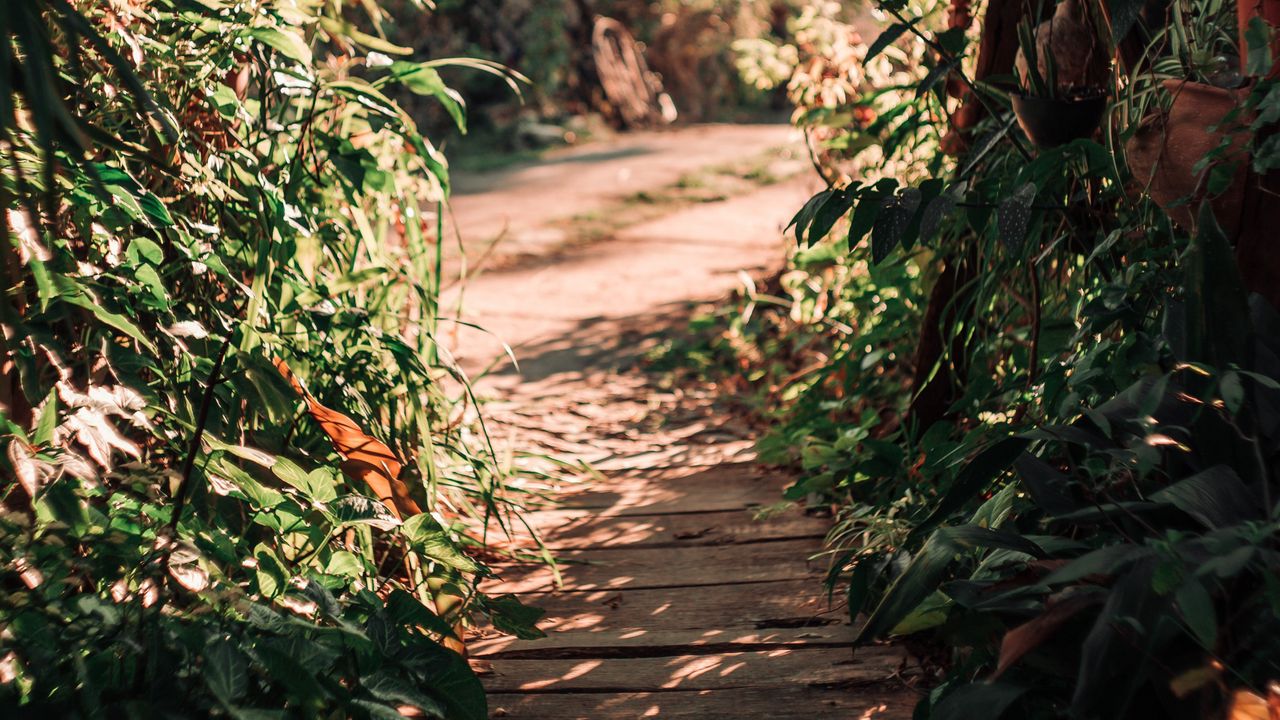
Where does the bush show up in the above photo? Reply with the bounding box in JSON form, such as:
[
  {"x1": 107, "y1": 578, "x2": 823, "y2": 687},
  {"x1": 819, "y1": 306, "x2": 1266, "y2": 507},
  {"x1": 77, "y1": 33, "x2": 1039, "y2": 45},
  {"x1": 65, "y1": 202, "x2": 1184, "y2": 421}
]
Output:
[{"x1": 0, "y1": 1, "x2": 538, "y2": 716}]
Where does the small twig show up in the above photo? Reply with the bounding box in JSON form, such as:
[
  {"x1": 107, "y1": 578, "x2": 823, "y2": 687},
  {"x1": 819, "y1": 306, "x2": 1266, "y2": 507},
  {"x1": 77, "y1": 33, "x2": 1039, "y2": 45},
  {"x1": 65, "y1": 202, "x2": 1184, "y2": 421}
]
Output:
[
  {"x1": 803, "y1": 127, "x2": 841, "y2": 189},
  {"x1": 884, "y1": 7, "x2": 1035, "y2": 162},
  {"x1": 1027, "y1": 263, "x2": 1042, "y2": 390},
  {"x1": 167, "y1": 332, "x2": 233, "y2": 534}
]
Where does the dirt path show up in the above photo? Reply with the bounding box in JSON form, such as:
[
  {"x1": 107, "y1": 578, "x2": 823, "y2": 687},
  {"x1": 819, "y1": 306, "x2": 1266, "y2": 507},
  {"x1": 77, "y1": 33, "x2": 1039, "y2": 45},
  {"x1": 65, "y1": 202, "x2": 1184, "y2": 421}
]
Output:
[{"x1": 445, "y1": 125, "x2": 916, "y2": 719}]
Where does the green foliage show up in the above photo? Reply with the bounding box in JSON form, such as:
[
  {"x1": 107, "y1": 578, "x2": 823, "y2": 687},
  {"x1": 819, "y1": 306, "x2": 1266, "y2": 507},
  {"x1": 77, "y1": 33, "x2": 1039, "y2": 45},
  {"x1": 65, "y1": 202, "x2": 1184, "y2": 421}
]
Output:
[{"x1": 0, "y1": 0, "x2": 539, "y2": 716}]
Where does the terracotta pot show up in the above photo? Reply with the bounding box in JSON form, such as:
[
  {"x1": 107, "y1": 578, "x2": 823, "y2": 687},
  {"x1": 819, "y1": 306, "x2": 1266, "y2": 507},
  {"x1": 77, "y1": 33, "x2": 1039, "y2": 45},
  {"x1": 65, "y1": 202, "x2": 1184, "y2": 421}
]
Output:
[
  {"x1": 1127, "y1": 79, "x2": 1280, "y2": 308},
  {"x1": 1012, "y1": 94, "x2": 1108, "y2": 148},
  {"x1": 1125, "y1": 79, "x2": 1250, "y2": 234}
]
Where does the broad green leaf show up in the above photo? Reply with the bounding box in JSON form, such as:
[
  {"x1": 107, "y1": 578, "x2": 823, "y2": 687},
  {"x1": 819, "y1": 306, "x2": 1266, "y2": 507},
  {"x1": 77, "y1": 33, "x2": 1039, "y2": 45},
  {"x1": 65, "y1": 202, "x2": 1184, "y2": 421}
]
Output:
[
  {"x1": 35, "y1": 478, "x2": 89, "y2": 534},
  {"x1": 1107, "y1": 0, "x2": 1146, "y2": 43},
  {"x1": 324, "y1": 550, "x2": 364, "y2": 578},
  {"x1": 131, "y1": 236, "x2": 165, "y2": 264},
  {"x1": 1149, "y1": 465, "x2": 1260, "y2": 529},
  {"x1": 362, "y1": 671, "x2": 446, "y2": 718},
  {"x1": 1175, "y1": 580, "x2": 1217, "y2": 648},
  {"x1": 1246, "y1": 17, "x2": 1273, "y2": 77},
  {"x1": 53, "y1": 275, "x2": 157, "y2": 352},
  {"x1": 856, "y1": 530, "x2": 958, "y2": 641},
  {"x1": 33, "y1": 388, "x2": 58, "y2": 446},
  {"x1": 388, "y1": 62, "x2": 467, "y2": 132},
  {"x1": 206, "y1": 456, "x2": 285, "y2": 509},
  {"x1": 402, "y1": 514, "x2": 478, "y2": 573},
  {"x1": 255, "y1": 544, "x2": 288, "y2": 598},
  {"x1": 205, "y1": 638, "x2": 249, "y2": 702},
  {"x1": 1045, "y1": 544, "x2": 1154, "y2": 585},
  {"x1": 807, "y1": 188, "x2": 850, "y2": 245},
  {"x1": 996, "y1": 182, "x2": 1036, "y2": 253},
  {"x1": 330, "y1": 495, "x2": 401, "y2": 531},
  {"x1": 248, "y1": 27, "x2": 313, "y2": 65},
  {"x1": 134, "y1": 263, "x2": 169, "y2": 307},
  {"x1": 399, "y1": 642, "x2": 487, "y2": 720},
  {"x1": 137, "y1": 193, "x2": 174, "y2": 226}
]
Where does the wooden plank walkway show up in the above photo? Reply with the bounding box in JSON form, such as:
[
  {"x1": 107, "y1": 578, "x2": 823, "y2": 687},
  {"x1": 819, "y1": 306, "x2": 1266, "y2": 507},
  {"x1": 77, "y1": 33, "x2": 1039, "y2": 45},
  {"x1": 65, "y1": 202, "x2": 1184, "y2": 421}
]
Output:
[
  {"x1": 445, "y1": 138, "x2": 917, "y2": 718},
  {"x1": 473, "y1": 460, "x2": 918, "y2": 718}
]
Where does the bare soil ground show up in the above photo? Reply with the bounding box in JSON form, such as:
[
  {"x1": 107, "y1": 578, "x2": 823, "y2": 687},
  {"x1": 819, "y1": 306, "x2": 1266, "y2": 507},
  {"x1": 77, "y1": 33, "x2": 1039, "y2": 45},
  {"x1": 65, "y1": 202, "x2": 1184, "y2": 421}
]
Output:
[{"x1": 443, "y1": 124, "x2": 917, "y2": 719}]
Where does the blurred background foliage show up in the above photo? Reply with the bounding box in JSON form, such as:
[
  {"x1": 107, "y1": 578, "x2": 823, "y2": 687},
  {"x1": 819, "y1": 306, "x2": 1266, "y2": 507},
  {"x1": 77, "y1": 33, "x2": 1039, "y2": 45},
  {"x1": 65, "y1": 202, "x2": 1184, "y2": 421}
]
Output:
[{"x1": 388, "y1": 0, "x2": 872, "y2": 159}]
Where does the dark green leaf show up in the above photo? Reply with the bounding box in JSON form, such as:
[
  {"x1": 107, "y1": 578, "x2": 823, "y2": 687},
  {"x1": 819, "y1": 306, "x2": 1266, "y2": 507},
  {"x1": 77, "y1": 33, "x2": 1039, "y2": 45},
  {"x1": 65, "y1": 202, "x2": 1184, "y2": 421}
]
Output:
[
  {"x1": 1246, "y1": 18, "x2": 1273, "y2": 77},
  {"x1": 808, "y1": 188, "x2": 851, "y2": 244},
  {"x1": 788, "y1": 189, "x2": 834, "y2": 242},
  {"x1": 363, "y1": 672, "x2": 446, "y2": 718},
  {"x1": 1014, "y1": 454, "x2": 1078, "y2": 516},
  {"x1": 487, "y1": 595, "x2": 547, "y2": 640},
  {"x1": 933, "y1": 682, "x2": 1028, "y2": 720},
  {"x1": 1150, "y1": 465, "x2": 1260, "y2": 529},
  {"x1": 856, "y1": 531, "x2": 958, "y2": 641},
  {"x1": 865, "y1": 23, "x2": 910, "y2": 62},
  {"x1": 997, "y1": 182, "x2": 1036, "y2": 253},
  {"x1": 205, "y1": 638, "x2": 249, "y2": 702},
  {"x1": 1107, "y1": 0, "x2": 1146, "y2": 43},
  {"x1": 330, "y1": 495, "x2": 401, "y2": 531},
  {"x1": 400, "y1": 643, "x2": 487, "y2": 720},
  {"x1": 388, "y1": 62, "x2": 466, "y2": 133},
  {"x1": 911, "y1": 437, "x2": 1030, "y2": 541},
  {"x1": 1045, "y1": 544, "x2": 1154, "y2": 585},
  {"x1": 1175, "y1": 580, "x2": 1217, "y2": 648},
  {"x1": 402, "y1": 514, "x2": 479, "y2": 573},
  {"x1": 1072, "y1": 560, "x2": 1165, "y2": 716}
]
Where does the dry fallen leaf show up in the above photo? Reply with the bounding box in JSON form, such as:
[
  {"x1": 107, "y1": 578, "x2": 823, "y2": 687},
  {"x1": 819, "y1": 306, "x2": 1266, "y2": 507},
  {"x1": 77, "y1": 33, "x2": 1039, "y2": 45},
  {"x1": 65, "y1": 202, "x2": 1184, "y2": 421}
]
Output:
[
  {"x1": 274, "y1": 358, "x2": 466, "y2": 656},
  {"x1": 1228, "y1": 683, "x2": 1280, "y2": 720},
  {"x1": 273, "y1": 358, "x2": 421, "y2": 519},
  {"x1": 992, "y1": 593, "x2": 1101, "y2": 680}
]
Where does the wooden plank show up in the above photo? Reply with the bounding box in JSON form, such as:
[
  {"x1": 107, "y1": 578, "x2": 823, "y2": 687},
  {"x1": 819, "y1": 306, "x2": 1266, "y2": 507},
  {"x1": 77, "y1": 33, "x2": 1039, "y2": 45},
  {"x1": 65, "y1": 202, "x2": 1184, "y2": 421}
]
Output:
[
  {"x1": 553, "y1": 464, "x2": 793, "y2": 515},
  {"x1": 480, "y1": 645, "x2": 910, "y2": 693},
  {"x1": 482, "y1": 538, "x2": 822, "y2": 593},
  {"x1": 486, "y1": 687, "x2": 918, "y2": 720},
  {"x1": 487, "y1": 578, "x2": 845, "y2": 634},
  {"x1": 472, "y1": 578, "x2": 853, "y2": 657},
  {"x1": 473, "y1": 626, "x2": 856, "y2": 659},
  {"x1": 508, "y1": 507, "x2": 828, "y2": 549}
]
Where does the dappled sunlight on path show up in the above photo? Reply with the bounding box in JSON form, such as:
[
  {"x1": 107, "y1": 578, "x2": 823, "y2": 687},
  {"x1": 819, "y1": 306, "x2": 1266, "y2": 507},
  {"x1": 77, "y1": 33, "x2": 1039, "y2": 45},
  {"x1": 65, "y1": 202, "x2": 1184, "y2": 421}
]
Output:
[{"x1": 445, "y1": 126, "x2": 917, "y2": 719}]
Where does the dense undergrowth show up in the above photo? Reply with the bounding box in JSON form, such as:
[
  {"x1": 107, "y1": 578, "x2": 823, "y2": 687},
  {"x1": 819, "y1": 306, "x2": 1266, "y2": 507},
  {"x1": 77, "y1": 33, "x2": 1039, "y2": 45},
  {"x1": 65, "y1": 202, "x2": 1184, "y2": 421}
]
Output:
[
  {"x1": 0, "y1": 1, "x2": 544, "y2": 717},
  {"x1": 664, "y1": 1, "x2": 1280, "y2": 717}
]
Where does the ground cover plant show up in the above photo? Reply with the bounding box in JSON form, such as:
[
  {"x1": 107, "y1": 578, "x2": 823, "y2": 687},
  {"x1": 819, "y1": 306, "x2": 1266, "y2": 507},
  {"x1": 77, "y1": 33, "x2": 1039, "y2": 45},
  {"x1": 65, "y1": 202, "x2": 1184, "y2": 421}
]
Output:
[
  {"x1": 669, "y1": 0, "x2": 1280, "y2": 717},
  {"x1": 0, "y1": 1, "x2": 545, "y2": 716}
]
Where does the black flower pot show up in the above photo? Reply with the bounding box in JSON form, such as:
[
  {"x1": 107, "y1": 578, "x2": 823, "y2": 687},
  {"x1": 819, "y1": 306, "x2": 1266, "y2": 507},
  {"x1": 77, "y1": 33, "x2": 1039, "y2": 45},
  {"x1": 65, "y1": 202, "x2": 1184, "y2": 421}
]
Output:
[{"x1": 1011, "y1": 94, "x2": 1108, "y2": 148}]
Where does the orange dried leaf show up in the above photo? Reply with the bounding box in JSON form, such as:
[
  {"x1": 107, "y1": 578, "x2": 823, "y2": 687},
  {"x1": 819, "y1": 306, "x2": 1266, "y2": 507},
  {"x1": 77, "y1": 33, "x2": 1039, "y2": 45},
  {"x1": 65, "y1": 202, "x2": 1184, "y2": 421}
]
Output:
[
  {"x1": 992, "y1": 593, "x2": 1100, "y2": 680},
  {"x1": 1228, "y1": 684, "x2": 1280, "y2": 720},
  {"x1": 275, "y1": 358, "x2": 467, "y2": 656},
  {"x1": 273, "y1": 359, "x2": 421, "y2": 518}
]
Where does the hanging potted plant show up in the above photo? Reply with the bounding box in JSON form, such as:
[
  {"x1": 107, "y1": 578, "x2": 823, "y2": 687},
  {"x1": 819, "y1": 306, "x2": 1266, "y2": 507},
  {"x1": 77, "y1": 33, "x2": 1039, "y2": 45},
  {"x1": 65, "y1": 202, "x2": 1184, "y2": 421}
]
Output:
[
  {"x1": 1124, "y1": 0, "x2": 1280, "y2": 306},
  {"x1": 1124, "y1": 0, "x2": 1254, "y2": 234},
  {"x1": 1010, "y1": 0, "x2": 1112, "y2": 148}
]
